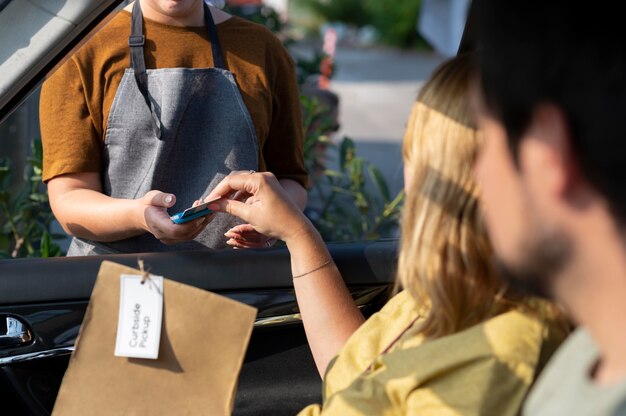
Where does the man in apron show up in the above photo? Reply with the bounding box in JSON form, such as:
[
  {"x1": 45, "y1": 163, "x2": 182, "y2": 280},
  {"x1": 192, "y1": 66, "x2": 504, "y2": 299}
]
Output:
[{"x1": 40, "y1": 0, "x2": 308, "y2": 255}]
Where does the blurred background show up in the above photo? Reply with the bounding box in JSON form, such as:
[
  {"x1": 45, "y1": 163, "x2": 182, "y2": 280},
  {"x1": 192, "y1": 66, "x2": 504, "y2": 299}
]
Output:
[{"x1": 0, "y1": 0, "x2": 470, "y2": 257}]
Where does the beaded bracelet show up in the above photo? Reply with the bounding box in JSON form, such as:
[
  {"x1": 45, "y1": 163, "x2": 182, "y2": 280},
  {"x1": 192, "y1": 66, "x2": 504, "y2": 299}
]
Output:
[{"x1": 293, "y1": 259, "x2": 333, "y2": 279}]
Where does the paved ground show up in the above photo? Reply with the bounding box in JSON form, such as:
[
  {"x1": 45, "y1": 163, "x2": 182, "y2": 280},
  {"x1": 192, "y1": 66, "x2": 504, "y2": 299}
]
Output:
[{"x1": 329, "y1": 47, "x2": 445, "y2": 196}]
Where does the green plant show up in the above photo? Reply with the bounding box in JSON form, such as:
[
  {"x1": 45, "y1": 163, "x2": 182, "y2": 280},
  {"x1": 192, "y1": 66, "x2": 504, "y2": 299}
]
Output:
[
  {"x1": 295, "y1": 51, "x2": 330, "y2": 86},
  {"x1": 299, "y1": 0, "x2": 428, "y2": 49},
  {"x1": 299, "y1": 0, "x2": 371, "y2": 28},
  {"x1": 0, "y1": 139, "x2": 64, "y2": 258},
  {"x1": 225, "y1": 5, "x2": 283, "y2": 34},
  {"x1": 301, "y1": 95, "x2": 335, "y2": 176},
  {"x1": 301, "y1": 89, "x2": 403, "y2": 242},
  {"x1": 364, "y1": 0, "x2": 426, "y2": 48},
  {"x1": 307, "y1": 136, "x2": 404, "y2": 241}
]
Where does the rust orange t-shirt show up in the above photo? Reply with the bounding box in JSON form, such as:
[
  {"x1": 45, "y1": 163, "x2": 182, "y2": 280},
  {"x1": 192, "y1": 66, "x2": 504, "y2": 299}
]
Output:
[{"x1": 40, "y1": 10, "x2": 307, "y2": 187}]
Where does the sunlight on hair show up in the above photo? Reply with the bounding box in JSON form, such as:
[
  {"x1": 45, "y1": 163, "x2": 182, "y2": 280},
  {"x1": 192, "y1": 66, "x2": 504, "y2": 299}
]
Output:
[{"x1": 397, "y1": 55, "x2": 523, "y2": 339}]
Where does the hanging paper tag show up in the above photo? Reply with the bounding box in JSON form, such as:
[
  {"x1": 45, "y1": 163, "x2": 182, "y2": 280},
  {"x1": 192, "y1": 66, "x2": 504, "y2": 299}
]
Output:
[{"x1": 114, "y1": 274, "x2": 164, "y2": 359}]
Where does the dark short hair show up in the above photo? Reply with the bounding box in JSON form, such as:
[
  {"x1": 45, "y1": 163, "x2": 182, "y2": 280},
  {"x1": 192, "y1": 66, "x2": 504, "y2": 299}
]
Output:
[{"x1": 476, "y1": 0, "x2": 626, "y2": 221}]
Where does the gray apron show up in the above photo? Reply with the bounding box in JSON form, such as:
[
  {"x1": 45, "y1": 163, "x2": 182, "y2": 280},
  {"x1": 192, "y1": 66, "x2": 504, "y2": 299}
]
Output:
[{"x1": 68, "y1": 2, "x2": 258, "y2": 256}]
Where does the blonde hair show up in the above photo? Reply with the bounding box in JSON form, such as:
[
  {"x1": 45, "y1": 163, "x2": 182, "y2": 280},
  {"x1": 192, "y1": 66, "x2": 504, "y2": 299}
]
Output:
[{"x1": 397, "y1": 54, "x2": 517, "y2": 338}]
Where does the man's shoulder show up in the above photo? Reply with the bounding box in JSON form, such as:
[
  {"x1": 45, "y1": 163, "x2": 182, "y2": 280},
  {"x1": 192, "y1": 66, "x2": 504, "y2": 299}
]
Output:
[
  {"x1": 92, "y1": 10, "x2": 130, "y2": 44},
  {"x1": 74, "y1": 10, "x2": 130, "y2": 61},
  {"x1": 219, "y1": 16, "x2": 285, "y2": 50},
  {"x1": 540, "y1": 328, "x2": 596, "y2": 379},
  {"x1": 219, "y1": 16, "x2": 274, "y2": 36},
  {"x1": 523, "y1": 328, "x2": 608, "y2": 415}
]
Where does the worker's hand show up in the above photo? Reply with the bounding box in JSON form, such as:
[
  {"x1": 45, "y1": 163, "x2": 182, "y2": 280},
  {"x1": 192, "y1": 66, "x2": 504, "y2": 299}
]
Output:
[{"x1": 138, "y1": 190, "x2": 212, "y2": 244}]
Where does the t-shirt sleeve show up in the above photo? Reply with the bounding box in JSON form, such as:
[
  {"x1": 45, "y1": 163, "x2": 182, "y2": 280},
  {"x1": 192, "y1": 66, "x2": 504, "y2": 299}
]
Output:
[
  {"x1": 40, "y1": 57, "x2": 102, "y2": 183},
  {"x1": 262, "y1": 37, "x2": 308, "y2": 188}
]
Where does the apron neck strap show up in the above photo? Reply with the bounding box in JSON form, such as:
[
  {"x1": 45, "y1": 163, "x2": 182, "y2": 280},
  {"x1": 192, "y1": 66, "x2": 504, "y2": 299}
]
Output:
[
  {"x1": 204, "y1": 2, "x2": 225, "y2": 70},
  {"x1": 129, "y1": 0, "x2": 161, "y2": 139},
  {"x1": 129, "y1": 1, "x2": 147, "y2": 76}
]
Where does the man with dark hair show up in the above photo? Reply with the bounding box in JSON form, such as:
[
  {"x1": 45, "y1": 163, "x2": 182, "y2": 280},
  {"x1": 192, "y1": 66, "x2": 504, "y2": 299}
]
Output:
[{"x1": 472, "y1": 1, "x2": 626, "y2": 414}]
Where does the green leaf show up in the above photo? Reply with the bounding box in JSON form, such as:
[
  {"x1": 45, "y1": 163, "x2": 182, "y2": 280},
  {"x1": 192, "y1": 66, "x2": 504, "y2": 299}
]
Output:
[
  {"x1": 31, "y1": 139, "x2": 43, "y2": 161},
  {"x1": 339, "y1": 137, "x2": 355, "y2": 172},
  {"x1": 354, "y1": 191, "x2": 369, "y2": 211},
  {"x1": 0, "y1": 164, "x2": 10, "y2": 174},
  {"x1": 322, "y1": 169, "x2": 344, "y2": 178},
  {"x1": 367, "y1": 164, "x2": 391, "y2": 203},
  {"x1": 40, "y1": 231, "x2": 51, "y2": 258},
  {"x1": 330, "y1": 186, "x2": 355, "y2": 196},
  {"x1": 20, "y1": 208, "x2": 32, "y2": 221},
  {"x1": 383, "y1": 191, "x2": 405, "y2": 215},
  {"x1": 49, "y1": 244, "x2": 62, "y2": 257},
  {"x1": 29, "y1": 193, "x2": 48, "y2": 203},
  {"x1": 349, "y1": 157, "x2": 364, "y2": 186}
]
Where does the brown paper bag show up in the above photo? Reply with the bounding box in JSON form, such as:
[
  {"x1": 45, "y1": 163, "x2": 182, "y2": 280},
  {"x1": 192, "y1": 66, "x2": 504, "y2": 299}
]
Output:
[{"x1": 52, "y1": 260, "x2": 257, "y2": 416}]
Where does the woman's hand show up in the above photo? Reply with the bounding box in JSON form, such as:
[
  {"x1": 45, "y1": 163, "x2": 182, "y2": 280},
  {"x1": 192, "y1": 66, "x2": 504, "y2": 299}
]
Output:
[
  {"x1": 225, "y1": 224, "x2": 277, "y2": 248},
  {"x1": 224, "y1": 192, "x2": 276, "y2": 249},
  {"x1": 207, "y1": 172, "x2": 365, "y2": 377},
  {"x1": 204, "y1": 171, "x2": 310, "y2": 244},
  {"x1": 139, "y1": 190, "x2": 212, "y2": 244}
]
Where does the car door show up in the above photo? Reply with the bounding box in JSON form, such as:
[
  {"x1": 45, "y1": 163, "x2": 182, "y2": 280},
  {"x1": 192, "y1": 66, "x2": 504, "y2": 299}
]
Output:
[{"x1": 0, "y1": 241, "x2": 397, "y2": 415}]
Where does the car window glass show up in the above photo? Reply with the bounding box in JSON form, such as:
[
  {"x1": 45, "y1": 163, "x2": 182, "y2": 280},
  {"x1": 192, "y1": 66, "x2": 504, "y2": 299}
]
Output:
[{"x1": 0, "y1": 1, "x2": 463, "y2": 259}]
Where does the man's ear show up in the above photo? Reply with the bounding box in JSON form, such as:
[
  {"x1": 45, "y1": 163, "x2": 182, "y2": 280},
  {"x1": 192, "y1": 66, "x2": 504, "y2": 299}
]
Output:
[{"x1": 522, "y1": 103, "x2": 581, "y2": 199}]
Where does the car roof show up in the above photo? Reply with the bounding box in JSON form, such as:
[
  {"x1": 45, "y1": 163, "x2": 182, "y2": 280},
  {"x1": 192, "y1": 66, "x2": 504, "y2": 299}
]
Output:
[{"x1": 0, "y1": 0, "x2": 124, "y2": 124}]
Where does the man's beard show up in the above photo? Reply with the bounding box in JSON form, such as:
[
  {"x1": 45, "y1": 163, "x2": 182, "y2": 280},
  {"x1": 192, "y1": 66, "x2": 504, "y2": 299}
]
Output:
[{"x1": 494, "y1": 230, "x2": 572, "y2": 299}]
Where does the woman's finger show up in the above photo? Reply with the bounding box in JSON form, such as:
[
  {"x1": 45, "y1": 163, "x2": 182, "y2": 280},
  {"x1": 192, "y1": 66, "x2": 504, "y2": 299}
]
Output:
[
  {"x1": 231, "y1": 190, "x2": 252, "y2": 202},
  {"x1": 226, "y1": 238, "x2": 268, "y2": 249},
  {"x1": 229, "y1": 233, "x2": 265, "y2": 245},
  {"x1": 227, "y1": 238, "x2": 254, "y2": 249},
  {"x1": 209, "y1": 198, "x2": 252, "y2": 222},
  {"x1": 205, "y1": 172, "x2": 259, "y2": 202},
  {"x1": 227, "y1": 223, "x2": 257, "y2": 234},
  {"x1": 225, "y1": 230, "x2": 252, "y2": 241}
]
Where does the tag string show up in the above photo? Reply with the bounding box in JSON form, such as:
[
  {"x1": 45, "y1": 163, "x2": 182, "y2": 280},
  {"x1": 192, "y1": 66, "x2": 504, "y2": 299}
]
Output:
[{"x1": 138, "y1": 259, "x2": 151, "y2": 284}]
